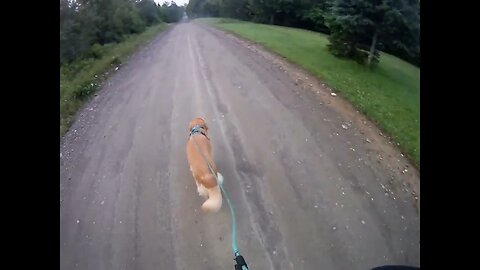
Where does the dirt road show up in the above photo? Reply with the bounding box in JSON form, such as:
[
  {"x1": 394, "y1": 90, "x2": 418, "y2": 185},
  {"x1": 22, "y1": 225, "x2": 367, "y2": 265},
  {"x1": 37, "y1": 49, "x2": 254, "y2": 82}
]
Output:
[{"x1": 60, "y1": 22, "x2": 420, "y2": 270}]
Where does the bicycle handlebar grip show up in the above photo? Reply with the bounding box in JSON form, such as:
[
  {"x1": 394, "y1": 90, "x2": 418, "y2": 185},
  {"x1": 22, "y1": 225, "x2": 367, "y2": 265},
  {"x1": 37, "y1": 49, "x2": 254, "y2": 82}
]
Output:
[{"x1": 234, "y1": 254, "x2": 248, "y2": 270}]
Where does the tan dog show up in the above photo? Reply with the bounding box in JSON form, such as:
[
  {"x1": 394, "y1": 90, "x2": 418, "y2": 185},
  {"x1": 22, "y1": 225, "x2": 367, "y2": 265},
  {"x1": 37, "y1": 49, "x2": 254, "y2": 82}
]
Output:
[{"x1": 186, "y1": 117, "x2": 223, "y2": 213}]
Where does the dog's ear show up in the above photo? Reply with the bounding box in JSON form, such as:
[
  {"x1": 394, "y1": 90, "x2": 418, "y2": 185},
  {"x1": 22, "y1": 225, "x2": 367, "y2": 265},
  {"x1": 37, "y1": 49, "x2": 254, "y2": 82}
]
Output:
[
  {"x1": 197, "y1": 117, "x2": 207, "y2": 129},
  {"x1": 188, "y1": 120, "x2": 195, "y2": 131},
  {"x1": 200, "y1": 117, "x2": 208, "y2": 130}
]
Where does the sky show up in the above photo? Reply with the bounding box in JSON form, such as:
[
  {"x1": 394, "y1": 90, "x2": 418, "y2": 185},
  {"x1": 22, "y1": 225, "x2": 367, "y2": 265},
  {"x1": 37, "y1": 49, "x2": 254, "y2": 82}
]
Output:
[{"x1": 154, "y1": 0, "x2": 189, "y2": 6}]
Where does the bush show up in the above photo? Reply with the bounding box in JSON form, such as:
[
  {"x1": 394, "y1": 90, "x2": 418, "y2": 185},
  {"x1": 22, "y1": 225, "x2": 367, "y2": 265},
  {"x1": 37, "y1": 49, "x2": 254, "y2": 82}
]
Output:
[
  {"x1": 327, "y1": 28, "x2": 379, "y2": 66},
  {"x1": 87, "y1": 43, "x2": 105, "y2": 59},
  {"x1": 110, "y1": 56, "x2": 121, "y2": 66},
  {"x1": 327, "y1": 31, "x2": 357, "y2": 58},
  {"x1": 303, "y1": 5, "x2": 330, "y2": 34},
  {"x1": 74, "y1": 81, "x2": 98, "y2": 100}
]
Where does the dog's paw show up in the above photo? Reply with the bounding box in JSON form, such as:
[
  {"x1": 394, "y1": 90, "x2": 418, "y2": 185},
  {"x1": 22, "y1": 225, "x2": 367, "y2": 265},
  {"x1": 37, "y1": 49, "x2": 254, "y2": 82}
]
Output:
[{"x1": 216, "y1": 172, "x2": 224, "y2": 185}]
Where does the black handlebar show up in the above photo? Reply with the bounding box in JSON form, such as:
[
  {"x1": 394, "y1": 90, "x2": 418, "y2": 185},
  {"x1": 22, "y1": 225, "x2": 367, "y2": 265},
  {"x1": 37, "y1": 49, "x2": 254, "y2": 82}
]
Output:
[{"x1": 234, "y1": 254, "x2": 249, "y2": 270}]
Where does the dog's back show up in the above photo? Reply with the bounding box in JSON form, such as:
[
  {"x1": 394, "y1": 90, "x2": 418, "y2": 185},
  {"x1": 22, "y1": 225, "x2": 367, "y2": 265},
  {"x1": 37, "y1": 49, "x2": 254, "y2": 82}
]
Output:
[
  {"x1": 186, "y1": 118, "x2": 223, "y2": 213},
  {"x1": 186, "y1": 135, "x2": 217, "y2": 188}
]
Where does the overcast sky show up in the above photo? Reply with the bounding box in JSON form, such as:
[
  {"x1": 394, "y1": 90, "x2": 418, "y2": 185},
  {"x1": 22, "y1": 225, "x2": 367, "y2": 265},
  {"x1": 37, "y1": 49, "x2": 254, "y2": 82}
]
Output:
[{"x1": 154, "y1": 0, "x2": 189, "y2": 6}]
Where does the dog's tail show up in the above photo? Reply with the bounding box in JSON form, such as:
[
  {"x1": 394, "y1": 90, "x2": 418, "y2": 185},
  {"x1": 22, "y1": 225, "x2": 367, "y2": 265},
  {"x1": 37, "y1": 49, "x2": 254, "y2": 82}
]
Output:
[
  {"x1": 201, "y1": 172, "x2": 224, "y2": 213},
  {"x1": 216, "y1": 172, "x2": 224, "y2": 185}
]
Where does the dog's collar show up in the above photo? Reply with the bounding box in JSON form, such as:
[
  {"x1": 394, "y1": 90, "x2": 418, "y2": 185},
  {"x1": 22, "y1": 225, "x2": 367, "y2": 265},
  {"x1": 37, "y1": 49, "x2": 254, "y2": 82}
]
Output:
[{"x1": 189, "y1": 125, "x2": 209, "y2": 140}]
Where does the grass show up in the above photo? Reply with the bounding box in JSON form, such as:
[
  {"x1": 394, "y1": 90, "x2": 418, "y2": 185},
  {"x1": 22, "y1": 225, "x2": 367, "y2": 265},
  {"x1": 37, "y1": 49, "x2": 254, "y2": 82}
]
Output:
[
  {"x1": 60, "y1": 23, "x2": 169, "y2": 137},
  {"x1": 198, "y1": 18, "x2": 420, "y2": 167}
]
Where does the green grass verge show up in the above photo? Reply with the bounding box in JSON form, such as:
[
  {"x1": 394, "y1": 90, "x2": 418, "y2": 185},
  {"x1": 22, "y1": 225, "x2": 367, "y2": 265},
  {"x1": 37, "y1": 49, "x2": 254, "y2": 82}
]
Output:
[
  {"x1": 198, "y1": 18, "x2": 420, "y2": 167},
  {"x1": 60, "y1": 23, "x2": 169, "y2": 138}
]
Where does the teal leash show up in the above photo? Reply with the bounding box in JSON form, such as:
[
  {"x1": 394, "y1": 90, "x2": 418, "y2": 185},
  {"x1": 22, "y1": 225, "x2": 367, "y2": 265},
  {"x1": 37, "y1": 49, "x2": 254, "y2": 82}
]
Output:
[
  {"x1": 190, "y1": 128, "x2": 249, "y2": 270},
  {"x1": 218, "y1": 182, "x2": 239, "y2": 254}
]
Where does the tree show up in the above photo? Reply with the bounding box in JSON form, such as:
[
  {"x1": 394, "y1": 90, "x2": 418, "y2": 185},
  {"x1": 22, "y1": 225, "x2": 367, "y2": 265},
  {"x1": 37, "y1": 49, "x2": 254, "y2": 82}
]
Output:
[
  {"x1": 160, "y1": 1, "x2": 185, "y2": 23},
  {"x1": 186, "y1": 0, "x2": 220, "y2": 18},
  {"x1": 186, "y1": 0, "x2": 201, "y2": 18},
  {"x1": 60, "y1": 0, "x2": 79, "y2": 62},
  {"x1": 60, "y1": 0, "x2": 161, "y2": 64},
  {"x1": 60, "y1": 0, "x2": 99, "y2": 63},
  {"x1": 201, "y1": 0, "x2": 220, "y2": 17},
  {"x1": 248, "y1": 0, "x2": 282, "y2": 24},
  {"x1": 113, "y1": 4, "x2": 145, "y2": 35},
  {"x1": 326, "y1": 0, "x2": 419, "y2": 66},
  {"x1": 137, "y1": 0, "x2": 161, "y2": 26},
  {"x1": 220, "y1": 0, "x2": 250, "y2": 20},
  {"x1": 380, "y1": 0, "x2": 420, "y2": 65},
  {"x1": 302, "y1": 2, "x2": 331, "y2": 33}
]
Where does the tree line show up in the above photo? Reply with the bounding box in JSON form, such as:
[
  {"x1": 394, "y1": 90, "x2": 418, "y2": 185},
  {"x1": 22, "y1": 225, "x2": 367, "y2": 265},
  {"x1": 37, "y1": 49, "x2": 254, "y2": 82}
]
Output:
[
  {"x1": 186, "y1": 0, "x2": 420, "y2": 66},
  {"x1": 60, "y1": 0, "x2": 185, "y2": 64}
]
